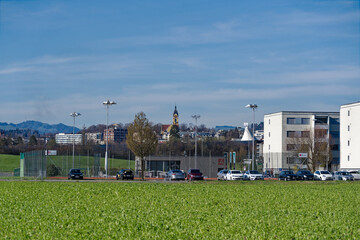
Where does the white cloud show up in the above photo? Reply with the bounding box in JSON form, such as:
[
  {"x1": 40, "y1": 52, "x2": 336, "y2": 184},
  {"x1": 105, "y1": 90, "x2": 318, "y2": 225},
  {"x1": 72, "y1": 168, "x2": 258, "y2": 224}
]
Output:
[{"x1": 0, "y1": 67, "x2": 32, "y2": 75}]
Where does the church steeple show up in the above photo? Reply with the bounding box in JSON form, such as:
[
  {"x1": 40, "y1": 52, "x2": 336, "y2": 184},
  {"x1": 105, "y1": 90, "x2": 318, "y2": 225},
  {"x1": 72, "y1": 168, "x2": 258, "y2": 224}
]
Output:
[{"x1": 173, "y1": 105, "x2": 179, "y2": 126}]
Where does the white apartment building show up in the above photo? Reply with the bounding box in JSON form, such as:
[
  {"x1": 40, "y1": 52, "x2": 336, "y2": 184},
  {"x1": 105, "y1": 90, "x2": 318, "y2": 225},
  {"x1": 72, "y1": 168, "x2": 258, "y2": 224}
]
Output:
[
  {"x1": 263, "y1": 111, "x2": 340, "y2": 173},
  {"x1": 55, "y1": 133, "x2": 82, "y2": 145},
  {"x1": 340, "y1": 101, "x2": 360, "y2": 170},
  {"x1": 85, "y1": 132, "x2": 102, "y2": 144}
]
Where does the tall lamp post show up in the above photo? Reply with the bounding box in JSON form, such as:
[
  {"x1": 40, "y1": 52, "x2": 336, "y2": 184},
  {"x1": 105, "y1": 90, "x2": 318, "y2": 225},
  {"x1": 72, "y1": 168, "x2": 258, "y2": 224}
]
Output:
[
  {"x1": 103, "y1": 100, "x2": 116, "y2": 178},
  {"x1": 70, "y1": 112, "x2": 81, "y2": 168},
  {"x1": 191, "y1": 115, "x2": 200, "y2": 169},
  {"x1": 245, "y1": 104, "x2": 258, "y2": 170}
]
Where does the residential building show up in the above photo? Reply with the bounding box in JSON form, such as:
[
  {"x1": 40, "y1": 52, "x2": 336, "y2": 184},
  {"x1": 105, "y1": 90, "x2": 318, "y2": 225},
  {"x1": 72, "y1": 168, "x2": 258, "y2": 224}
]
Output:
[
  {"x1": 55, "y1": 133, "x2": 82, "y2": 145},
  {"x1": 340, "y1": 101, "x2": 360, "y2": 170},
  {"x1": 263, "y1": 111, "x2": 340, "y2": 173},
  {"x1": 85, "y1": 132, "x2": 102, "y2": 144},
  {"x1": 104, "y1": 127, "x2": 127, "y2": 143}
]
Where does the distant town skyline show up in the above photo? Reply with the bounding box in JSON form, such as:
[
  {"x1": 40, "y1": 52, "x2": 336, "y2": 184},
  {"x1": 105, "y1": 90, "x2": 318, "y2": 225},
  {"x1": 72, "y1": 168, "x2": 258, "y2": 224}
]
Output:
[{"x1": 0, "y1": 0, "x2": 359, "y2": 128}]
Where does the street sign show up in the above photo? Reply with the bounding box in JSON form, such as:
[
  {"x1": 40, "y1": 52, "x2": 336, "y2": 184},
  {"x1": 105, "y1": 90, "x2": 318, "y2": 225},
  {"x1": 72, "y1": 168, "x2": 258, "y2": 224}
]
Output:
[
  {"x1": 299, "y1": 153, "x2": 308, "y2": 158},
  {"x1": 45, "y1": 150, "x2": 57, "y2": 156},
  {"x1": 243, "y1": 159, "x2": 252, "y2": 164},
  {"x1": 218, "y1": 158, "x2": 225, "y2": 165}
]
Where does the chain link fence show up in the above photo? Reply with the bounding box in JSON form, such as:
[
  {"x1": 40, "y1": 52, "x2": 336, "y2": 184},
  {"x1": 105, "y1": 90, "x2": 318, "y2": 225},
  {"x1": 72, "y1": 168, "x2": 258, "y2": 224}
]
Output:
[{"x1": 20, "y1": 150, "x2": 108, "y2": 178}]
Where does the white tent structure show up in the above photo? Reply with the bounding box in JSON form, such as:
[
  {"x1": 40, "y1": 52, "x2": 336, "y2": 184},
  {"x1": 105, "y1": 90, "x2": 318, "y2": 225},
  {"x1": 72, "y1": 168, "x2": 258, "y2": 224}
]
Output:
[
  {"x1": 241, "y1": 123, "x2": 254, "y2": 142},
  {"x1": 241, "y1": 123, "x2": 254, "y2": 170}
]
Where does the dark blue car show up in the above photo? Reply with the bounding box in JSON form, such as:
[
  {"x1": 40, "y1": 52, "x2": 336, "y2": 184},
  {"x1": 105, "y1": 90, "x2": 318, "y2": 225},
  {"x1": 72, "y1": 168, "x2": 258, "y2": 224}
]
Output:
[{"x1": 68, "y1": 169, "x2": 83, "y2": 180}]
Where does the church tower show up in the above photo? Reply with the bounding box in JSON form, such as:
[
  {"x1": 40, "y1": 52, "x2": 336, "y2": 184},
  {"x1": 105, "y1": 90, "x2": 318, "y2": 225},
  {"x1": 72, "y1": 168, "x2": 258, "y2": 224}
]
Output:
[{"x1": 172, "y1": 105, "x2": 179, "y2": 126}]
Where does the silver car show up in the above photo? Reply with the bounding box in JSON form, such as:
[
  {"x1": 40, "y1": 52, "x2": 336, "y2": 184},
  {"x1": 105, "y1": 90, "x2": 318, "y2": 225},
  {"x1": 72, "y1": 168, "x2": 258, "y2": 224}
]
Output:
[
  {"x1": 243, "y1": 170, "x2": 264, "y2": 181},
  {"x1": 334, "y1": 171, "x2": 354, "y2": 181},
  {"x1": 164, "y1": 170, "x2": 185, "y2": 181},
  {"x1": 217, "y1": 169, "x2": 228, "y2": 180},
  {"x1": 347, "y1": 170, "x2": 360, "y2": 180}
]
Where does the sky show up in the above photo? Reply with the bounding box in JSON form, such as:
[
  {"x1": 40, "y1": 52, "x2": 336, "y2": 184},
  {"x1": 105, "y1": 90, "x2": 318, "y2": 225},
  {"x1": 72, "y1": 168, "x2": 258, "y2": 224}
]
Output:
[{"x1": 0, "y1": 0, "x2": 359, "y2": 128}]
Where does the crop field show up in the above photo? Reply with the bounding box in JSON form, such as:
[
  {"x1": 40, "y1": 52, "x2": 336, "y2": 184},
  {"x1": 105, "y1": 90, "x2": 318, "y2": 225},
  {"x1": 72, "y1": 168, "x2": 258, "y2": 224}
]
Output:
[{"x1": 0, "y1": 181, "x2": 359, "y2": 239}]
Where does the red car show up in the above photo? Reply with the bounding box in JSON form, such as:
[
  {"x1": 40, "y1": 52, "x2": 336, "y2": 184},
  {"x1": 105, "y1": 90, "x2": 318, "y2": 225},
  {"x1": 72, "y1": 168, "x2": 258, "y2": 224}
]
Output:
[{"x1": 187, "y1": 169, "x2": 204, "y2": 181}]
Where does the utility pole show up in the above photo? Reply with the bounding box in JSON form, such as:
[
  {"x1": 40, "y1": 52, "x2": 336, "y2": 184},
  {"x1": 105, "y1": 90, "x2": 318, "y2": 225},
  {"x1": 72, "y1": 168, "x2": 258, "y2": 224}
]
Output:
[
  {"x1": 70, "y1": 112, "x2": 81, "y2": 169},
  {"x1": 103, "y1": 100, "x2": 116, "y2": 178},
  {"x1": 191, "y1": 115, "x2": 200, "y2": 169}
]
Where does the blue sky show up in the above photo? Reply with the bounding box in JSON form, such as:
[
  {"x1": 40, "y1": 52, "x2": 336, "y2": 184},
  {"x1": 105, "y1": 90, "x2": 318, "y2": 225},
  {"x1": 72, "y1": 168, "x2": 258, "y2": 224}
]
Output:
[{"x1": 0, "y1": 0, "x2": 359, "y2": 128}]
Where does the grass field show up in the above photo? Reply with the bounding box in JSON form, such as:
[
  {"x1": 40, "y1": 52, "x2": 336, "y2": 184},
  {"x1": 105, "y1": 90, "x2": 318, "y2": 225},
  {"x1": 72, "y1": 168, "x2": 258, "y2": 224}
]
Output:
[
  {"x1": 0, "y1": 154, "x2": 134, "y2": 172},
  {"x1": 0, "y1": 154, "x2": 19, "y2": 171},
  {"x1": 0, "y1": 181, "x2": 359, "y2": 239}
]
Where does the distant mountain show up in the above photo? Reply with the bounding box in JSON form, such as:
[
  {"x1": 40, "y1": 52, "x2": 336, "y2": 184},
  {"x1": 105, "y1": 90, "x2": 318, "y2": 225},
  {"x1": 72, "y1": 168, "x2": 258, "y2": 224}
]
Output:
[{"x1": 0, "y1": 120, "x2": 80, "y2": 134}]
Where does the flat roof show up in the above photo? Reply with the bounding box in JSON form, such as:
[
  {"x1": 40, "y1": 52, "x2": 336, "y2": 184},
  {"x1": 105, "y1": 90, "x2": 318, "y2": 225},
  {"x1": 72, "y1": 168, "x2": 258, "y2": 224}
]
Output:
[
  {"x1": 340, "y1": 101, "x2": 360, "y2": 108},
  {"x1": 264, "y1": 111, "x2": 339, "y2": 117}
]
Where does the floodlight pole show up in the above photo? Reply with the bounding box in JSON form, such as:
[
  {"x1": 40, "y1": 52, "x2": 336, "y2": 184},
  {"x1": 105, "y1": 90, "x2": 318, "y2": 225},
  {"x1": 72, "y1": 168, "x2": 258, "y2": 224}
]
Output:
[
  {"x1": 70, "y1": 112, "x2": 81, "y2": 169},
  {"x1": 246, "y1": 104, "x2": 257, "y2": 170},
  {"x1": 103, "y1": 100, "x2": 116, "y2": 179},
  {"x1": 191, "y1": 115, "x2": 200, "y2": 169}
]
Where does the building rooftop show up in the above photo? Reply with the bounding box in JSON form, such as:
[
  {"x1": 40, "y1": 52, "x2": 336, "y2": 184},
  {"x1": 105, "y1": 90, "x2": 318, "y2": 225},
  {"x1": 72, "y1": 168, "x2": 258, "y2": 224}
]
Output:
[{"x1": 264, "y1": 111, "x2": 339, "y2": 117}]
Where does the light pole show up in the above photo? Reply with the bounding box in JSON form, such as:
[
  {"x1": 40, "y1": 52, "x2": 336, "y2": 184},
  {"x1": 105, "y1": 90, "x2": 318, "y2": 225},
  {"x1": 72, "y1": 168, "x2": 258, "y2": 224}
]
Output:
[
  {"x1": 70, "y1": 112, "x2": 81, "y2": 168},
  {"x1": 191, "y1": 115, "x2": 200, "y2": 169},
  {"x1": 245, "y1": 104, "x2": 257, "y2": 170},
  {"x1": 103, "y1": 100, "x2": 116, "y2": 178}
]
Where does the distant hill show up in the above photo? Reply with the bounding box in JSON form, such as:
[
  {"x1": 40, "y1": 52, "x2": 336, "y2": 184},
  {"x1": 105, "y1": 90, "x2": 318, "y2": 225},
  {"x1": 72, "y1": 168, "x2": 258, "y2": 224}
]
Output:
[{"x1": 0, "y1": 120, "x2": 80, "y2": 134}]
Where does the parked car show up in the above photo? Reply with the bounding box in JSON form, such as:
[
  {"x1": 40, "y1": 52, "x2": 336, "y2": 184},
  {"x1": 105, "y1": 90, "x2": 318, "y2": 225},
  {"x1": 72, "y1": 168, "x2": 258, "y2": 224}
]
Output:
[
  {"x1": 116, "y1": 169, "x2": 134, "y2": 180},
  {"x1": 217, "y1": 169, "x2": 228, "y2": 180},
  {"x1": 278, "y1": 170, "x2": 298, "y2": 181},
  {"x1": 243, "y1": 170, "x2": 264, "y2": 181},
  {"x1": 225, "y1": 170, "x2": 243, "y2": 180},
  {"x1": 68, "y1": 168, "x2": 83, "y2": 180},
  {"x1": 347, "y1": 170, "x2": 360, "y2": 180},
  {"x1": 187, "y1": 169, "x2": 204, "y2": 181},
  {"x1": 296, "y1": 170, "x2": 314, "y2": 180},
  {"x1": 314, "y1": 170, "x2": 334, "y2": 181},
  {"x1": 164, "y1": 169, "x2": 185, "y2": 181},
  {"x1": 334, "y1": 171, "x2": 354, "y2": 181}
]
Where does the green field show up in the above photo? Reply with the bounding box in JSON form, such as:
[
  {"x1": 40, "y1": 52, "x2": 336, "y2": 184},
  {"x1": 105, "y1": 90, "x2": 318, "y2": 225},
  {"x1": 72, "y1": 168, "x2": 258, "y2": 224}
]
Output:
[
  {"x1": 0, "y1": 154, "x2": 134, "y2": 173},
  {"x1": 0, "y1": 181, "x2": 359, "y2": 239},
  {"x1": 0, "y1": 154, "x2": 19, "y2": 171}
]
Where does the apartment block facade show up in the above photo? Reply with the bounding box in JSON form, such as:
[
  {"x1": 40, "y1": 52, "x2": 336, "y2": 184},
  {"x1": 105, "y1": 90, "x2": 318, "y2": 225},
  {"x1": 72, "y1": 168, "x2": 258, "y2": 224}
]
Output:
[
  {"x1": 55, "y1": 133, "x2": 82, "y2": 145},
  {"x1": 340, "y1": 101, "x2": 360, "y2": 170},
  {"x1": 104, "y1": 127, "x2": 128, "y2": 143},
  {"x1": 263, "y1": 111, "x2": 340, "y2": 173}
]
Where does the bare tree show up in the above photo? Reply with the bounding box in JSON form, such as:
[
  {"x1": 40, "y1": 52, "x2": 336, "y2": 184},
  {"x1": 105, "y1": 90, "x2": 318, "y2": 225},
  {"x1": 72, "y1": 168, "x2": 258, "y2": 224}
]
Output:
[
  {"x1": 126, "y1": 112, "x2": 158, "y2": 180},
  {"x1": 286, "y1": 128, "x2": 332, "y2": 172}
]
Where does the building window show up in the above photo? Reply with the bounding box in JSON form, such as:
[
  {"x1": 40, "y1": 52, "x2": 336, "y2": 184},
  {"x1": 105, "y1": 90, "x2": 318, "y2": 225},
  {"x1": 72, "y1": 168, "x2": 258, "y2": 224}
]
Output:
[
  {"x1": 348, "y1": 155, "x2": 350, "y2": 161},
  {"x1": 348, "y1": 125, "x2": 350, "y2": 131},
  {"x1": 287, "y1": 118, "x2": 310, "y2": 125},
  {"x1": 315, "y1": 129, "x2": 327, "y2": 138},
  {"x1": 348, "y1": 140, "x2": 350, "y2": 146},
  {"x1": 330, "y1": 145, "x2": 339, "y2": 150},
  {"x1": 269, "y1": 119, "x2": 270, "y2": 125},
  {"x1": 330, "y1": 131, "x2": 339, "y2": 138},
  {"x1": 301, "y1": 131, "x2": 310, "y2": 138},
  {"x1": 287, "y1": 131, "x2": 309, "y2": 138},
  {"x1": 348, "y1": 110, "x2": 350, "y2": 116},
  {"x1": 269, "y1": 145, "x2": 270, "y2": 150},
  {"x1": 287, "y1": 131, "x2": 297, "y2": 137},
  {"x1": 287, "y1": 144, "x2": 296, "y2": 151},
  {"x1": 269, "y1": 132, "x2": 271, "y2": 137},
  {"x1": 287, "y1": 118, "x2": 295, "y2": 124},
  {"x1": 301, "y1": 118, "x2": 310, "y2": 124}
]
